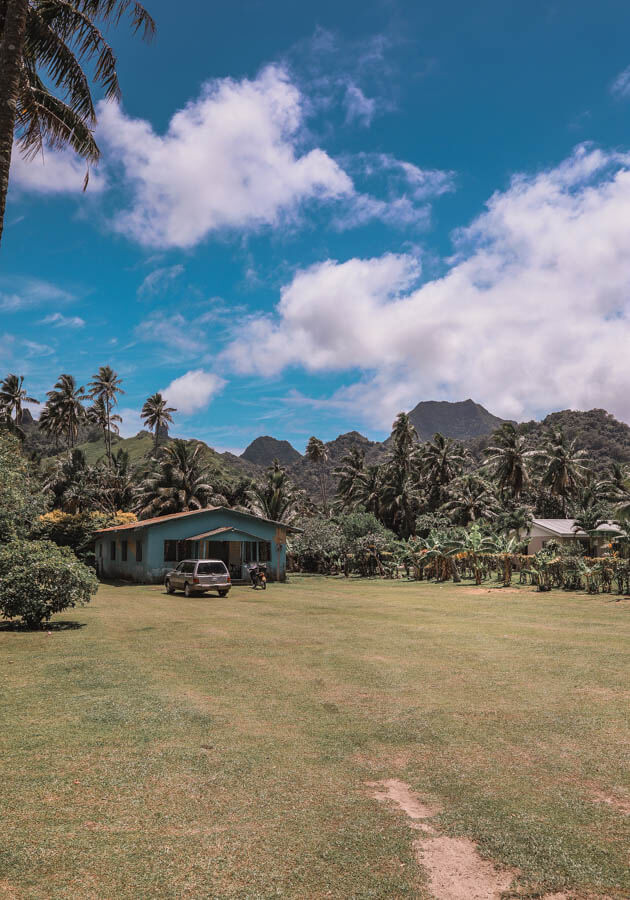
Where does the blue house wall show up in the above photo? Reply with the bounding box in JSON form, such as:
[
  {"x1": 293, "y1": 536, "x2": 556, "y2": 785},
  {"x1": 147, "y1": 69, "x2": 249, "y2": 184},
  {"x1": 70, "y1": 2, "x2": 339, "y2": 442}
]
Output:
[{"x1": 95, "y1": 507, "x2": 291, "y2": 584}]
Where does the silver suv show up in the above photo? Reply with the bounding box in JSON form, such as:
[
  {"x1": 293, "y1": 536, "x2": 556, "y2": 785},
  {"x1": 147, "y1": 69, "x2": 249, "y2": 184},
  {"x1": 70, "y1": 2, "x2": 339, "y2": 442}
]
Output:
[{"x1": 165, "y1": 559, "x2": 231, "y2": 597}]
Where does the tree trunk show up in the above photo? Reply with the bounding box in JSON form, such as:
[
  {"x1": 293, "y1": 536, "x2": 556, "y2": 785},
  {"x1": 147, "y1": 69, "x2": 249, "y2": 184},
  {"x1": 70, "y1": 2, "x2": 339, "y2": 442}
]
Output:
[
  {"x1": 0, "y1": 0, "x2": 28, "y2": 247},
  {"x1": 105, "y1": 396, "x2": 111, "y2": 464}
]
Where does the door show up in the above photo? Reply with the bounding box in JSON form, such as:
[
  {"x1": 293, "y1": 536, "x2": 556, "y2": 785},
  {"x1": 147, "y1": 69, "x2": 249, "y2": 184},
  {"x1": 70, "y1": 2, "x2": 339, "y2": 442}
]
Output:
[{"x1": 172, "y1": 561, "x2": 186, "y2": 588}]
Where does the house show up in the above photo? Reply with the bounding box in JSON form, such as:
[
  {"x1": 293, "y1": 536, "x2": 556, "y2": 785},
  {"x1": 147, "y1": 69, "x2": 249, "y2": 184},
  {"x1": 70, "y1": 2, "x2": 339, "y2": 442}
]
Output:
[
  {"x1": 527, "y1": 519, "x2": 624, "y2": 556},
  {"x1": 94, "y1": 507, "x2": 300, "y2": 584}
]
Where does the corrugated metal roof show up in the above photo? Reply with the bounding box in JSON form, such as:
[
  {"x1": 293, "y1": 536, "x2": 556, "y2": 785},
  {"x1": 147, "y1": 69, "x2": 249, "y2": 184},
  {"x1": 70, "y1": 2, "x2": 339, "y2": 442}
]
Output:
[
  {"x1": 94, "y1": 506, "x2": 301, "y2": 535},
  {"x1": 532, "y1": 518, "x2": 623, "y2": 536},
  {"x1": 95, "y1": 507, "x2": 219, "y2": 534}
]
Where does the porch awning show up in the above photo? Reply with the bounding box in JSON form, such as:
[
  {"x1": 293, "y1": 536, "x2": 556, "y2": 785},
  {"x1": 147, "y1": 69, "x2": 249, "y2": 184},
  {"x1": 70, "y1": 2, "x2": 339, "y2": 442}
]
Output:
[{"x1": 186, "y1": 526, "x2": 270, "y2": 542}]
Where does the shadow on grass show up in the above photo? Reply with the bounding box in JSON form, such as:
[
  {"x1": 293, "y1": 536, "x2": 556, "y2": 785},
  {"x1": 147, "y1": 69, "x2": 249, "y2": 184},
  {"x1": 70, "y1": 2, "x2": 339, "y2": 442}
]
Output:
[{"x1": 0, "y1": 620, "x2": 86, "y2": 632}]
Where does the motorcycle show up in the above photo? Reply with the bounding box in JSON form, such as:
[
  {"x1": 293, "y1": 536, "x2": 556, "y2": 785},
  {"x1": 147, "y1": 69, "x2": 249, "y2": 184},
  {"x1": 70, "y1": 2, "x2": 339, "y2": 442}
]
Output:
[{"x1": 248, "y1": 563, "x2": 267, "y2": 590}]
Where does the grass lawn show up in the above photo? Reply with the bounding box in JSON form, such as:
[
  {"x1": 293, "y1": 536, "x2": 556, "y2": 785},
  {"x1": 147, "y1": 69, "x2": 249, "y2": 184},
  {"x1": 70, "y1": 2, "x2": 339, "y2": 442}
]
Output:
[{"x1": 1, "y1": 576, "x2": 629, "y2": 899}]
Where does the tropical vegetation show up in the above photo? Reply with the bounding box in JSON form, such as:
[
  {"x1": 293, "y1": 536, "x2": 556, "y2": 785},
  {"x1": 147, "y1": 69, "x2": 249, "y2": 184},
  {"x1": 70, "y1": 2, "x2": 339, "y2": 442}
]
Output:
[{"x1": 0, "y1": 0, "x2": 155, "y2": 244}]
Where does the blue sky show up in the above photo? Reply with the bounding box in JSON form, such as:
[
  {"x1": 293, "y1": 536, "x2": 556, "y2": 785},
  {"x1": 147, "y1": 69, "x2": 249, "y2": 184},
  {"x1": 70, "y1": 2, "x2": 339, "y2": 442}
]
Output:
[{"x1": 4, "y1": 0, "x2": 630, "y2": 453}]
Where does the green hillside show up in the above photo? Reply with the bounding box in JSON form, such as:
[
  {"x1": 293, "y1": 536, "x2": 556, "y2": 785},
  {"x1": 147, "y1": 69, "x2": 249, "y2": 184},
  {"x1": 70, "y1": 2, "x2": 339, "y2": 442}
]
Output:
[{"x1": 75, "y1": 431, "x2": 157, "y2": 465}]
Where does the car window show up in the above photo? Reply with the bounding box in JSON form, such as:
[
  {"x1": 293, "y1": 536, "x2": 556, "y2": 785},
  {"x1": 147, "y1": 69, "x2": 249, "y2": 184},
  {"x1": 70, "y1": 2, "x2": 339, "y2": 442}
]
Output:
[
  {"x1": 176, "y1": 562, "x2": 186, "y2": 572},
  {"x1": 182, "y1": 562, "x2": 196, "y2": 574},
  {"x1": 197, "y1": 562, "x2": 227, "y2": 575}
]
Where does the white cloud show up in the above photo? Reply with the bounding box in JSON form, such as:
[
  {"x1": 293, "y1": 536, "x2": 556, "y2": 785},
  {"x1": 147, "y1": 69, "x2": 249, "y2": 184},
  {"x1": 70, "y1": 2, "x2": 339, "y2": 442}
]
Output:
[
  {"x1": 137, "y1": 264, "x2": 184, "y2": 297},
  {"x1": 98, "y1": 65, "x2": 353, "y2": 248},
  {"x1": 0, "y1": 277, "x2": 74, "y2": 311},
  {"x1": 117, "y1": 407, "x2": 145, "y2": 438},
  {"x1": 135, "y1": 311, "x2": 190, "y2": 352},
  {"x1": 10, "y1": 145, "x2": 106, "y2": 194},
  {"x1": 161, "y1": 369, "x2": 226, "y2": 415},
  {"x1": 336, "y1": 153, "x2": 455, "y2": 229},
  {"x1": 343, "y1": 83, "x2": 376, "y2": 125},
  {"x1": 223, "y1": 144, "x2": 630, "y2": 427},
  {"x1": 611, "y1": 65, "x2": 630, "y2": 98},
  {"x1": 22, "y1": 339, "x2": 54, "y2": 358},
  {"x1": 39, "y1": 312, "x2": 85, "y2": 328}
]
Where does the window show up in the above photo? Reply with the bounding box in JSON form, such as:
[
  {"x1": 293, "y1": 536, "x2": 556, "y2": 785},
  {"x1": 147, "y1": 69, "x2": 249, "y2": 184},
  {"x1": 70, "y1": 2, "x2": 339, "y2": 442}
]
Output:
[
  {"x1": 121, "y1": 540, "x2": 128, "y2": 562},
  {"x1": 164, "y1": 540, "x2": 177, "y2": 562},
  {"x1": 176, "y1": 562, "x2": 186, "y2": 572},
  {"x1": 244, "y1": 541, "x2": 258, "y2": 563},
  {"x1": 98, "y1": 543, "x2": 103, "y2": 558},
  {"x1": 136, "y1": 540, "x2": 143, "y2": 562},
  {"x1": 197, "y1": 562, "x2": 228, "y2": 575},
  {"x1": 259, "y1": 541, "x2": 271, "y2": 563},
  {"x1": 110, "y1": 541, "x2": 116, "y2": 561},
  {"x1": 182, "y1": 561, "x2": 195, "y2": 574}
]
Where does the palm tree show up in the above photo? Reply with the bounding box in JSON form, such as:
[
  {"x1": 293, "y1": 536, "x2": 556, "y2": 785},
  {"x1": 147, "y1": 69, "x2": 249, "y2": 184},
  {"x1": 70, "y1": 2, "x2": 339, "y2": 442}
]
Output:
[
  {"x1": 0, "y1": 373, "x2": 38, "y2": 425},
  {"x1": 596, "y1": 462, "x2": 630, "y2": 506},
  {"x1": 93, "y1": 448, "x2": 134, "y2": 513},
  {"x1": 572, "y1": 506, "x2": 610, "y2": 557},
  {"x1": 485, "y1": 422, "x2": 535, "y2": 499},
  {"x1": 305, "y1": 436, "x2": 329, "y2": 512},
  {"x1": 247, "y1": 459, "x2": 301, "y2": 524},
  {"x1": 419, "y1": 432, "x2": 467, "y2": 510},
  {"x1": 539, "y1": 427, "x2": 588, "y2": 515},
  {"x1": 38, "y1": 394, "x2": 65, "y2": 448},
  {"x1": 45, "y1": 373, "x2": 85, "y2": 449},
  {"x1": 334, "y1": 446, "x2": 367, "y2": 510},
  {"x1": 88, "y1": 366, "x2": 124, "y2": 464},
  {"x1": 0, "y1": 0, "x2": 155, "y2": 245},
  {"x1": 87, "y1": 394, "x2": 122, "y2": 457},
  {"x1": 141, "y1": 392, "x2": 176, "y2": 453},
  {"x1": 443, "y1": 473, "x2": 500, "y2": 525},
  {"x1": 357, "y1": 464, "x2": 384, "y2": 520},
  {"x1": 379, "y1": 463, "x2": 420, "y2": 539},
  {"x1": 389, "y1": 412, "x2": 418, "y2": 475},
  {"x1": 135, "y1": 439, "x2": 214, "y2": 519}
]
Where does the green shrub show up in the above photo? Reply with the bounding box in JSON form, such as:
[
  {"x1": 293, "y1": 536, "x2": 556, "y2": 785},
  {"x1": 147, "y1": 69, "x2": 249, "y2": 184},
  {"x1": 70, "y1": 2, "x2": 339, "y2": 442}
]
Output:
[
  {"x1": 0, "y1": 434, "x2": 47, "y2": 543},
  {"x1": 0, "y1": 540, "x2": 98, "y2": 628}
]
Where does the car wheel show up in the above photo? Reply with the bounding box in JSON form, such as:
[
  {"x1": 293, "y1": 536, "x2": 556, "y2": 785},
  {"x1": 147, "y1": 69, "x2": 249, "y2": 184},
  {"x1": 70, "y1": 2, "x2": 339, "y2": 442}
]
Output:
[
  {"x1": 218, "y1": 590, "x2": 228, "y2": 597},
  {"x1": 184, "y1": 582, "x2": 192, "y2": 597},
  {"x1": 165, "y1": 579, "x2": 175, "y2": 594}
]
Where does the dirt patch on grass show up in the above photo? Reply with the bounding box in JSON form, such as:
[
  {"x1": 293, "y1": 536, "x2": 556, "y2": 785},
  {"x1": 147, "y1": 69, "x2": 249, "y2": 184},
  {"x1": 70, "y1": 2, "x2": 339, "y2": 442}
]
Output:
[
  {"x1": 591, "y1": 789, "x2": 630, "y2": 815},
  {"x1": 367, "y1": 779, "x2": 580, "y2": 900},
  {"x1": 368, "y1": 778, "x2": 442, "y2": 820},
  {"x1": 466, "y1": 587, "x2": 523, "y2": 595}
]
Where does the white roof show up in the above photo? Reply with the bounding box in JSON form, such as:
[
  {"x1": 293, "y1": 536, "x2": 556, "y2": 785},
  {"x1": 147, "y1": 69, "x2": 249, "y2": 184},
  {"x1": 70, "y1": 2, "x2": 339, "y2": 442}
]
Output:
[{"x1": 532, "y1": 518, "x2": 623, "y2": 536}]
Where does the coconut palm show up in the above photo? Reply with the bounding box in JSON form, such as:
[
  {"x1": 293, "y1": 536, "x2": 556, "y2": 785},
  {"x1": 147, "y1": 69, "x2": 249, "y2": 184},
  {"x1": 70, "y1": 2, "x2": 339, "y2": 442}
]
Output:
[
  {"x1": 571, "y1": 506, "x2": 610, "y2": 556},
  {"x1": 442, "y1": 473, "x2": 500, "y2": 525},
  {"x1": 37, "y1": 394, "x2": 66, "y2": 448},
  {"x1": 306, "y1": 436, "x2": 329, "y2": 512},
  {"x1": 360, "y1": 464, "x2": 386, "y2": 518},
  {"x1": 135, "y1": 439, "x2": 214, "y2": 519},
  {"x1": 247, "y1": 459, "x2": 302, "y2": 524},
  {"x1": 0, "y1": 373, "x2": 38, "y2": 425},
  {"x1": 45, "y1": 373, "x2": 85, "y2": 448},
  {"x1": 389, "y1": 412, "x2": 418, "y2": 475},
  {"x1": 88, "y1": 366, "x2": 124, "y2": 464},
  {"x1": 0, "y1": 0, "x2": 155, "y2": 245},
  {"x1": 334, "y1": 446, "x2": 367, "y2": 511},
  {"x1": 94, "y1": 448, "x2": 134, "y2": 513},
  {"x1": 539, "y1": 427, "x2": 588, "y2": 515},
  {"x1": 596, "y1": 462, "x2": 630, "y2": 506},
  {"x1": 485, "y1": 422, "x2": 536, "y2": 498},
  {"x1": 141, "y1": 392, "x2": 176, "y2": 453},
  {"x1": 379, "y1": 464, "x2": 421, "y2": 539},
  {"x1": 419, "y1": 432, "x2": 467, "y2": 510}
]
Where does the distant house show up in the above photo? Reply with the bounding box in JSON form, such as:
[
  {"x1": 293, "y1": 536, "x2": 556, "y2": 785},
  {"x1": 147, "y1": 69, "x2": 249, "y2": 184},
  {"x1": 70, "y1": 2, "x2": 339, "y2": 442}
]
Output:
[
  {"x1": 527, "y1": 519, "x2": 624, "y2": 556},
  {"x1": 94, "y1": 507, "x2": 300, "y2": 584}
]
